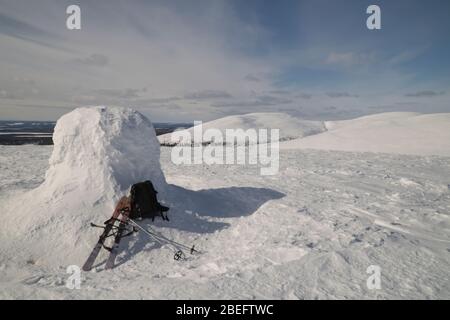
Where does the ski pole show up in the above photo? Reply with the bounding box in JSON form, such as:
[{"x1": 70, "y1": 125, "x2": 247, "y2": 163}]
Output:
[
  {"x1": 127, "y1": 218, "x2": 202, "y2": 258},
  {"x1": 127, "y1": 218, "x2": 188, "y2": 261},
  {"x1": 131, "y1": 218, "x2": 202, "y2": 254},
  {"x1": 145, "y1": 224, "x2": 200, "y2": 253},
  {"x1": 127, "y1": 218, "x2": 167, "y2": 247}
]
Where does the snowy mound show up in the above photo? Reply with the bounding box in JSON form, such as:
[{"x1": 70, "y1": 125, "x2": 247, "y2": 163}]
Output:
[
  {"x1": 281, "y1": 112, "x2": 450, "y2": 156},
  {"x1": 43, "y1": 106, "x2": 166, "y2": 204},
  {"x1": 158, "y1": 112, "x2": 326, "y2": 145},
  {"x1": 2, "y1": 106, "x2": 166, "y2": 266}
]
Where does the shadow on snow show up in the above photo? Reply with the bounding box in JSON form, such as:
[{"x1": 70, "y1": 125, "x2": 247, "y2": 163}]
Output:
[{"x1": 105, "y1": 184, "x2": 285, "y2": 268}]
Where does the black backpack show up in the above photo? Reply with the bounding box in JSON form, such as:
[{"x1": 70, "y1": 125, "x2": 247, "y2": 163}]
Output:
[{"x1": 129, "y1": 181, "x2": 169, "y2": 221}]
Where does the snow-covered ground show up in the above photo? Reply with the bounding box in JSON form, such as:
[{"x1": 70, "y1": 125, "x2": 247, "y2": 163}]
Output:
[
  {"x1": 0, "y1": 108, "x2": 449, "y2": 299},
  {"x1": 1, "y1": 145, "x2": 449, "y2": 299},
  {"x1": 281, "y1": 112, "x2": 450, "y2": 156}
]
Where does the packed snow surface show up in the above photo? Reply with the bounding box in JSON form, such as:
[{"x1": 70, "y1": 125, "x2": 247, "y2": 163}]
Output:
[{"x1": 0, "y1": 109, "x2": 449, "y2": 299}]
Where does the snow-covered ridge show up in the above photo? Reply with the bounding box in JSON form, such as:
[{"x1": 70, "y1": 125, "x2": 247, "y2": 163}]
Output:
[
  {"x1": 160, "y1": 111, "x2": 450, "y2": 156},
  {"x1": 158, "y1": 112, "x2": 326, "y2": 145},
  {"x1": 281, "y1": 112, "x2": 450, "y2": 156}
]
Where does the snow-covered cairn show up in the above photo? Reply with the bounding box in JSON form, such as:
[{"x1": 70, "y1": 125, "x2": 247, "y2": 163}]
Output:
[
  {"x1": 42, "y1": 106, "x2": 166, "y2": 205},
  {"x1": 3, "y1": 106, "x2": 166, "y2": 266}
]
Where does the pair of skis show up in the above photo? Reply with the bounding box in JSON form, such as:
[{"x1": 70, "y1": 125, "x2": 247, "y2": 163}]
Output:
[
  {"x1": 82, "y1": 197, "x2": 201, "y2": 271},
  {"x1": 82, "y1": 196, "x2": 133, "y2": 271}
]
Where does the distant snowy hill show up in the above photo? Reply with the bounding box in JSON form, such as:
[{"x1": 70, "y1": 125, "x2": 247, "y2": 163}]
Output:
[
  {"x1": 161, "y1": 111, "x2": 450, "y2": 156},
  {"x1": 280, "y1": 112, "x2": 450, "y2": 156},
  {"x1": 158, "y1": 112, "x2": 326, "y2": 145}
]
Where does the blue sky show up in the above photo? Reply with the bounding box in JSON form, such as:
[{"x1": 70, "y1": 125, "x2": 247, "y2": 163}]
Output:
[{"x1": 0, "y1": 0, "x2": 449, "y2": 121}]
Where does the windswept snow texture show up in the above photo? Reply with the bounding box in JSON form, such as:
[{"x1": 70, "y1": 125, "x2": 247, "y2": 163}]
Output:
[
  {"x1": 0, "y1": 146, "x2": 449, "y2": 299},
  {"x1": 1, "y1": 106, "x2": 166, "y2": 267},
  {"x1": 281, "y1": 112, "x2": 450, "y2": 156},
  {"x1": 0, "y1": 110, "x2": 449, "y2": 299},
  {"x1": 158, "y1": 112, "x2": 326, "y2": 145}
]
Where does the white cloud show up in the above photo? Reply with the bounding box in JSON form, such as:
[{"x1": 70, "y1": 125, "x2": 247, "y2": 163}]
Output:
[{"x1": 1, "y1": 1, "x2": 449, "y2": 121}]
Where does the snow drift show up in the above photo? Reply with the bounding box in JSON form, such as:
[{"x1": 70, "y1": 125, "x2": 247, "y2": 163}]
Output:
[
  {"x1": 2, "y1": 106, "x2": 166, "y2": 266},
  {"x1": 280, "y1": 112, "x2": 450, "y2": 156},
  {"x1": 158, "y1": 112, "x2": 326, "y2": 145}
]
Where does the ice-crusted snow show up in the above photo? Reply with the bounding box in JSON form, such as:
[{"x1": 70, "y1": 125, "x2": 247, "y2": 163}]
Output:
[
  {"x1": 158, "y1": 112, "x2": 326, "y2": 145},
  {"x1": 1, "y1": 106, "x2": 166, "y2": 266}
]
